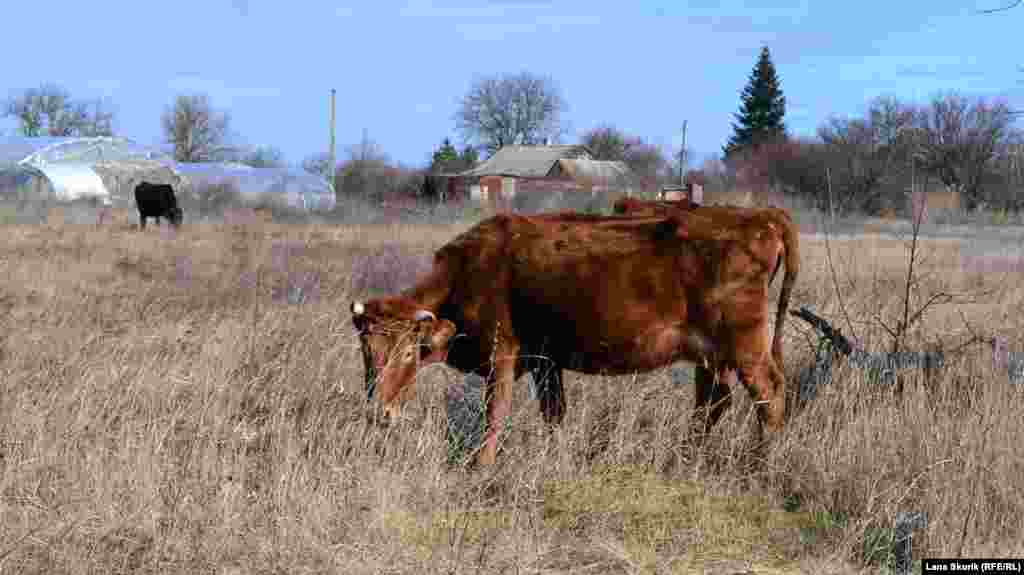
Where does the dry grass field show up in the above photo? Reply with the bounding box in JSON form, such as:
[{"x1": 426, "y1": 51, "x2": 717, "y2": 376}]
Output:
[{"x1": 1, "y1": 215, "x2": 1022, "y2": 574}]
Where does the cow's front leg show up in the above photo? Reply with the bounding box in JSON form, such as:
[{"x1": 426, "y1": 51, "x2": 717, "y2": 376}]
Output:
[
  {"x1": 692, "y1": 362, "x2": 733, "y2": 439},
  {"x1": 478, "y1": 340, "x2": 519, "y2": 466},
  {"x1": 535, "y1": 365, "x2": 565, "y2": 426}
]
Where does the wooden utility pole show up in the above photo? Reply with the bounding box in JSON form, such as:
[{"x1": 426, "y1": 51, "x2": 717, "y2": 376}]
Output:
[
  {"x1": 679, "y1": 120, "x2": 688, "y2": 186},
  {"x1": 329, "y1": 89, "x2": 337, "y2": 191}
]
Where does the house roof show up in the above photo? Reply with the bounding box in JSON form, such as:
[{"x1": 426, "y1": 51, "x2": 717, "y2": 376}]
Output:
[
  {"x1": 553, "y1": 158, "x2": 632, "y2": 182},
  {"x1": 458, "y1": 145, "x2": 592, "y2": 178}
]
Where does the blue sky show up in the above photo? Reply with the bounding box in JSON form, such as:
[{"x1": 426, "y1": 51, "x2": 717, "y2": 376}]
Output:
[{"x1": 1, "y1": 0, "x2": 1022, "y2": 169}]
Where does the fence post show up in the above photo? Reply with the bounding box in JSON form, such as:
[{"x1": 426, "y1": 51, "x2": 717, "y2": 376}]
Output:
[{"x1": 893, "y1": 511, "x2": 928, "y2": 575}]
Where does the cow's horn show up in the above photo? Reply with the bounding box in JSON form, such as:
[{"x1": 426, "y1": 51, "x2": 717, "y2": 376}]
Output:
[
  {"x1": 414, "y1": 310, "x2": 436, "y2": 322},
  {"x1": 351, "y1": 301, "x2": 365, "y2": 316}
]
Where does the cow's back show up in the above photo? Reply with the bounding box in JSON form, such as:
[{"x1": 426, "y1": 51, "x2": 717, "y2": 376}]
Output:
[
  {"x1": 412, "y1": 213, "x2": 710, "y2": 374},
  {"x1": 498, "y1": 215, "x2": 712, "y2": 372},
  {"x1": 136, "y1": 182, "x2": 171, "y2": 203}
]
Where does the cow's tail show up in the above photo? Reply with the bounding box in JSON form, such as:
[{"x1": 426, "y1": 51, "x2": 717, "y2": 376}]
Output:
[{"x1": 772, "y1": 211, "x2": 800, "y2": 369}]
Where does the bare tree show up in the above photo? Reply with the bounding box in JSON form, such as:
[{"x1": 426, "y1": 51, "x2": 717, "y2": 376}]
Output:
[
  {"x1": 727, "y1": 138, "x2": 815, "y2": 202},
  {"x1": 912, "y1": 93, "x2": 1016, "y2": 209},
  {"x1": 815, "y1": 97, "x2": 918, "y2": 213},
  {"x1": 698, "y1": 155, "x2": 735, "y2": 196},
  {"x1": 337, "y1": 129, "x2": 392, "y2": 200},
  {"x1": 978, "y1": 0, "x2": 1021, "y2": 13},
  {"x1": 578, "y1": 124, "x2": 668, "y2": 185},
  {"x1": 302, "y1": 152, "x2": 333, "y2": 179},
  {"x1": 240, "y1": 145, "x2": 285, "y2": 168},
  {"x1": 581, "y1": 124, "x2": 636, "y2": 160},
  {"x1": 985, "y1": 130, "x2": 1024, "y2": 209},
  {"x1": 4, "y1": 83, "x2": 115, "y2": 137},
  {"x1": 161, "y1": 94, "x2": 234, "y2": 163},
  {"x1": 774, "y1": 94, "x2": 1021, "y2": 215},
  {"x1": 455, "y1": 71, "x2": 567, "y2": 157},
  {"x1": 347, "y1": 128, "x2": 388, "y2": 165},
  {"x1": 627, "y1": 142, "x2": 671, "y2": 188}
]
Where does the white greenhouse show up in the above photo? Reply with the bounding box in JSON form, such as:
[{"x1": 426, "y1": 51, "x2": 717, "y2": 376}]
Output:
[
  {"x1": 0, "y1": 136, "x2": 179, "y2": 206},
  {"x1": 173, "y1": 162, "x2": 337, "y2": 212},
  {"x1": 0, "y1": 136, "x2": 336, "y2": 214}
]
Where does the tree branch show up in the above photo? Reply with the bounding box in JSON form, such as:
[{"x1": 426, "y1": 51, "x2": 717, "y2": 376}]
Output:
[{"x1": 977, "y1": 0, "x2": 1021, "y2": 13}]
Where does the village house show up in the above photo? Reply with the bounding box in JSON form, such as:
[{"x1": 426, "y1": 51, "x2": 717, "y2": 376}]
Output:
[{"x1": 436, "y1": 144, "x2": 646, "y2": 211}]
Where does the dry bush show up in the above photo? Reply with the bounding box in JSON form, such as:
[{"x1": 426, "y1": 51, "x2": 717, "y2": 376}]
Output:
[
  {"x1": 185, "y1": 182, "x2": 245, "y2": 218},
  {"x1": 0, "y1": 217, "x2": 1021, "y2": 574}
]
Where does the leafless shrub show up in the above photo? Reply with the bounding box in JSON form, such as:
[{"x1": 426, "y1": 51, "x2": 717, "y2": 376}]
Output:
[
  {"x1": 349, "y1": 241, "x2": 433, "y2": 294},
  {"x1": 173, "y1": 254, "x2": 194, "y2": 290},
  {"x1": 268, "y1": 240, "x2": 321, "y2": 305},
  {"x1": 237, "y1": 145, "x2": 286, "y2": 168},
  {"x1": 189, "y1": 182, "x2": 245, "y2": 217},
  {"x1": 301, "y1": 152, "x2": 334, "y2": 181},
  {"x1": 989, "y1": 335, "x2": 1024, "y2": 385}
]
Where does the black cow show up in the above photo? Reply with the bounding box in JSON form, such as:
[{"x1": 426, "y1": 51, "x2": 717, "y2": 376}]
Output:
[{"x1": 134, "y1": 182, "x2": 183, "y2": 229}]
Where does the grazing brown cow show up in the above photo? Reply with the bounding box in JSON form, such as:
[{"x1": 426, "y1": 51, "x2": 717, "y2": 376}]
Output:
[{"x1": 351, "y1": 211, "x2": 790, "y2": 466}]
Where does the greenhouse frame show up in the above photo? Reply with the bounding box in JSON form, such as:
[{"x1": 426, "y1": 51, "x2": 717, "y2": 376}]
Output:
[{"x1": 0, "y1": 136, "x2": 336, "y2": 213}]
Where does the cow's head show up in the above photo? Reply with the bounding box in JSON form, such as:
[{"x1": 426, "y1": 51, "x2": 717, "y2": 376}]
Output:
[
  {"x1": 350, "y1": 298, "x2": 456, "y2": 420},
  {"x1": 169, "y1": 206, "x2": 184, "y2": 227}
]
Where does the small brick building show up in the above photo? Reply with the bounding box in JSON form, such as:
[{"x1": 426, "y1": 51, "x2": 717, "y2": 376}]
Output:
[
  {"x1": 658, "y1": 171, "x2": 706, "y2": 203},
  {"x1": 437, "y1": 145, "x2": 647, "y2": 211}
]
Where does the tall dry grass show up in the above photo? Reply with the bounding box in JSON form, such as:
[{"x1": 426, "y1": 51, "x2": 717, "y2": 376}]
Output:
[{"x1": 0, "y1": 216, "x2": 1021, "y2": 574}]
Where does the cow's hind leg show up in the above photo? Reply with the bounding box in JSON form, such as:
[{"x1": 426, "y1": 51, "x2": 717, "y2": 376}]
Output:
[
  {"x1": 735, "y1": 357, "x2": 786, "y2": 443},
  {"x1": 719, "y1": 319, "x2": 786, "y2": 445},
  {"x1": 692, "y1": 363, "x2": 733, "y2": 438},
  {"x1": 139, "y1": 214, "x2": 147, "y2": 229}
]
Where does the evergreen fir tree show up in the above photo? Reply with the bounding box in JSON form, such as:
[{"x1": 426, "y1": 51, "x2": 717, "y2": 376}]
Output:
[
  {"x1": 431, "y1": 138, "x2": 459, "y2": 172},
  {"x1": 723, "y1": 46, "x2": 787, "y2": 159},
  {"x1": 458, "y1": 145, "x2": 479, "y2": 169}
]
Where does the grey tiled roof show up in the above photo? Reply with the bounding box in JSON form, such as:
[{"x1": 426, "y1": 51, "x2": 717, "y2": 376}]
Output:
[
  {"x1": 555, "y1": 158, "x2": 632, "y2": 182},
  {"x1": 458, "y1": 145, "x2": 592, "y2": 178}
]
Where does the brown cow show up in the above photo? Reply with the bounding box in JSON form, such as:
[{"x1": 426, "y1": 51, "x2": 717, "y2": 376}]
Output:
[{"x1": 351, "y1": 211, "x2": 790, "y2": 466}]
